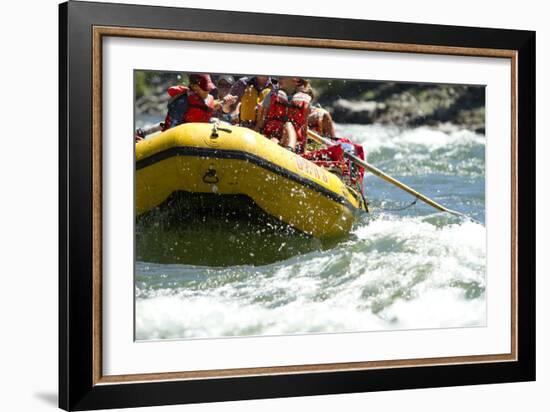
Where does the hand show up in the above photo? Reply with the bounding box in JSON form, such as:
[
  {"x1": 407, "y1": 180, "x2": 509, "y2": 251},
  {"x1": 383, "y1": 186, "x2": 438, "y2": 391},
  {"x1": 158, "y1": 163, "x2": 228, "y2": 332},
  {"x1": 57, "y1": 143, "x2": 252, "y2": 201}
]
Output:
[
  {"x1": 223, "y1": 94, "x2": 238, "y2": 105},
  {"x1": 135, "y1": 128, "x2": 145, "y2": 142}
]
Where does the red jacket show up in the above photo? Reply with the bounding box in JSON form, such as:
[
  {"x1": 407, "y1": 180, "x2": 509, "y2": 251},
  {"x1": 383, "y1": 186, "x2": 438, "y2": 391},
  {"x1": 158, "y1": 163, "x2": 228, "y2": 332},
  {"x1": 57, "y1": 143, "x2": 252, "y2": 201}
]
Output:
[
  {"x1": 162, "y1": 86, "x2": 215, "y2": 130},
  {"x1": 263, "y1": 90, "x2": 311, "y2": 152}
]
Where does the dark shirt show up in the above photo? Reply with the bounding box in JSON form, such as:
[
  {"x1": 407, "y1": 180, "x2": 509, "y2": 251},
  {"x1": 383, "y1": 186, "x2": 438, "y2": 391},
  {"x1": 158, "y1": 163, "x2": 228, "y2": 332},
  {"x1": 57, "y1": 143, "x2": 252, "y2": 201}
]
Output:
[
  {"x1": 166, "y1": 94, "x2": 189, "y2": 129},
  {"x1": 229, "y1": 76, "x2": 276, "y2": 101}
]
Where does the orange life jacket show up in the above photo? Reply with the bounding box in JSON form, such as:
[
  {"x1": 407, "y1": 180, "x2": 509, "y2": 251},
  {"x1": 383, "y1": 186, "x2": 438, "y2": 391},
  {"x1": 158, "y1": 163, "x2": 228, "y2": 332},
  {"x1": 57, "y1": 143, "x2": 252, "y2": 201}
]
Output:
[{"x1": 263, "y1": 90, "x2": 311, "y2": 152}]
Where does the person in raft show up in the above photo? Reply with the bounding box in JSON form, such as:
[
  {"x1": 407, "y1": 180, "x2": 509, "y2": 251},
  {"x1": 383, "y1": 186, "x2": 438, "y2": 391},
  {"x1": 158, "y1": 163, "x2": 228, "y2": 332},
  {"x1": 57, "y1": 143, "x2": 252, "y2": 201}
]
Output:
[
  {"x1": 212, "y1": 75, "x2": 240, "y2": 124},
  {"x1": 223, "y1": 76, "x2": 275, "y2": 128},
  {"x1": 135, "y1": 74, "x2": 220, "y2": 142},
  {"x1": 161, "y1": 73, "x2": 220, "y2": 132},
  {"x1": 298, "y1": 82, "x2": 336, "y2": 139},
  {"x1": 256, "y1": 77, "x2": 312, "y2": 153}
]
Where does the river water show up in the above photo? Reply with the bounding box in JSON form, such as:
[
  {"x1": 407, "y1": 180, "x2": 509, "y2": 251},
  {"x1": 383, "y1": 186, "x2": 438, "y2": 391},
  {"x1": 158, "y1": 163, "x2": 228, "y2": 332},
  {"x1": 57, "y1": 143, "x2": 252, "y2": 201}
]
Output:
[{"x1": 135, "y1": 121, "x2": 486, "y2": 340}]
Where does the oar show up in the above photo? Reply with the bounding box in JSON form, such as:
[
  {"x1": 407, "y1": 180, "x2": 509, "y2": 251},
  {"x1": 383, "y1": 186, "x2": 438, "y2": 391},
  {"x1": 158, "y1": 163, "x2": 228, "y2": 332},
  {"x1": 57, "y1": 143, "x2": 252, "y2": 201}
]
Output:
[
  {"x1": 307, "y1": 129, "x2": 480, "y2": 223},
  {"x1": 136, "y1": 122, "x2": 163, "y2": 139}
]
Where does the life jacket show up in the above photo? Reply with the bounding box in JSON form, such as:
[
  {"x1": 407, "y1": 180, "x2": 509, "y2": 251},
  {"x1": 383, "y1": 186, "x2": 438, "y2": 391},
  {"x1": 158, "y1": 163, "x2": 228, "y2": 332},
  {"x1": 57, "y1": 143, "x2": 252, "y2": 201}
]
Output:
[
  {"x1": 239, "y1": 83, "x2": 271, "y2": 125},
  {"x1": 162, "y1": 85, "x2": 215, "y2": 131},
  {"x1": 302, "y1": 137, "x2": 366, "y2": 186},
  {"x1": 263, "y1": 90, "x2": 311, "y2": 152}
]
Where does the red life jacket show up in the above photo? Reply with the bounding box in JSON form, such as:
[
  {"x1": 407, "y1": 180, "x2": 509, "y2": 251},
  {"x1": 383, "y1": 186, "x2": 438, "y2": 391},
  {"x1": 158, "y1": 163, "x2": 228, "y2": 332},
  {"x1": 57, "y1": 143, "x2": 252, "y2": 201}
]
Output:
[
  {"x1": 162, "y1": 86, "x2": 215, "y2": 131},
  {"x1": 263, "y1": 90, "x2": 311, "y2": 152},
  {"x1": 302, "y1": 137, "x2": 366, "y2": 186}
]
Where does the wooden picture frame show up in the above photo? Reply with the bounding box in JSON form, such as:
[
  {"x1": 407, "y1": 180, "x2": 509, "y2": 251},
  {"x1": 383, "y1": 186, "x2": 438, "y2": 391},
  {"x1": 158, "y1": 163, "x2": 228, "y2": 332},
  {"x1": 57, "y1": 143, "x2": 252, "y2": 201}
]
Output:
[{"x1": 59, "y1": 1, "x2": 535, "y2": 410}]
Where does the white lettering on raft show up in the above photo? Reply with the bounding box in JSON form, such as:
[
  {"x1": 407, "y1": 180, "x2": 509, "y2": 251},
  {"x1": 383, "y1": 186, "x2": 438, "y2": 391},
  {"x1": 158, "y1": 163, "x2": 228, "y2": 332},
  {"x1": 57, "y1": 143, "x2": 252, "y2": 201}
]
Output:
[{"x1": 295, "y1": 157, "x2": 329, "y2": 184}]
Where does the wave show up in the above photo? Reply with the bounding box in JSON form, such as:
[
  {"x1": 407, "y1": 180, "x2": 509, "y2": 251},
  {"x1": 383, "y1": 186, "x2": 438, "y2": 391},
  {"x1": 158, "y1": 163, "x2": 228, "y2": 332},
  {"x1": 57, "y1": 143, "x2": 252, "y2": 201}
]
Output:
[
  {"x1": 136, "y1": 215, "x2": 486, "y2": 340},
  {"x1": 336, "y1": 124, "x2": 485, "y2": 178}
]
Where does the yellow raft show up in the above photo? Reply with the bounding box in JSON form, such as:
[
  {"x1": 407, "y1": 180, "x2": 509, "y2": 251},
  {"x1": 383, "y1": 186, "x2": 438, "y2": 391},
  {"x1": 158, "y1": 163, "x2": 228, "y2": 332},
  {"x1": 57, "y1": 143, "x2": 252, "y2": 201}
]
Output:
[{"x1": 136, "y1": 123, "x2": 367, "y2": 238}]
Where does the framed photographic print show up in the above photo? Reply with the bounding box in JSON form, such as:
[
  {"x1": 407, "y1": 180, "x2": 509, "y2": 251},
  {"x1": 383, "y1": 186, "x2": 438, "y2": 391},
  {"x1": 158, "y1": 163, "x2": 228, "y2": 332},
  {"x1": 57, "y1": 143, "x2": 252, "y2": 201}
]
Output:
[{"x1": 59, "y1": 1, "x2": 535, "y2": 410}]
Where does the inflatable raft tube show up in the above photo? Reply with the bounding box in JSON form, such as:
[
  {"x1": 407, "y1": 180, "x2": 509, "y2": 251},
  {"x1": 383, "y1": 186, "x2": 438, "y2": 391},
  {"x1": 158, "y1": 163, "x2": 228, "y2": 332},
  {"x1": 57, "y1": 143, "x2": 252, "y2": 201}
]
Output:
[{"x1": 135, "y1": 123, "x2": 367, "y2": 238}]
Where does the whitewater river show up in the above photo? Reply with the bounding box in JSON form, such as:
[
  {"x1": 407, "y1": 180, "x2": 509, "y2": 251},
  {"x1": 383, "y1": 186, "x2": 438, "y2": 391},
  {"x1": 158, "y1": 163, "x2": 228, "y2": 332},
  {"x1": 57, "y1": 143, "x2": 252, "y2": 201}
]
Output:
[{"x1": 135, "y1": 122, "x2": 486, "y2": 340}]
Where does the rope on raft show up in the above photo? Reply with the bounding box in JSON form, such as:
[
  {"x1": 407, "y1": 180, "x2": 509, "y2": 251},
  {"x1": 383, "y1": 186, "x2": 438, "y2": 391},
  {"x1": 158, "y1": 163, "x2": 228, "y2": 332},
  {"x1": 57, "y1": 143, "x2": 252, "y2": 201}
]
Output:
[{"x1": 378, "y1": 196, "x2": 418, "y2": 212}]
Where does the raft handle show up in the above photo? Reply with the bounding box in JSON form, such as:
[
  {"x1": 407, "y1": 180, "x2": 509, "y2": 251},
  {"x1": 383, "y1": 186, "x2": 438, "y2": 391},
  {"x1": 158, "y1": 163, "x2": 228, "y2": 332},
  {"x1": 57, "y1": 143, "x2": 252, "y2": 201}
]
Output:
[
  {"x1": 203, "y1": 168, "x2": 219, "y2": 184},
  {"x1": 210, "y1": 122, "x2": 233, "y2": 138}
]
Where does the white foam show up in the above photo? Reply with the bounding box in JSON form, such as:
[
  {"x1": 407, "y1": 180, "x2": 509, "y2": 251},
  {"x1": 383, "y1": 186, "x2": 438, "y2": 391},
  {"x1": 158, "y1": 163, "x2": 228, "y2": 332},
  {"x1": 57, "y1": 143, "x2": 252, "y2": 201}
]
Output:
[
  {"x1": 136, "y1": 216, "x2": 486, "y2": 340},
  {"x1": 336, "y1": 124, "x2": 484, "y2": 154}
]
